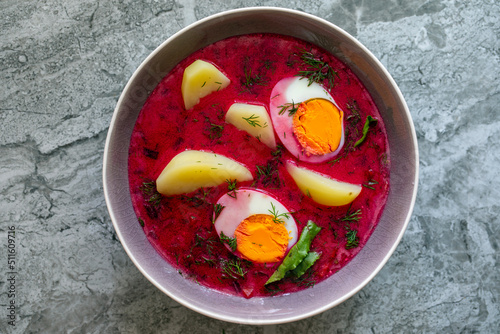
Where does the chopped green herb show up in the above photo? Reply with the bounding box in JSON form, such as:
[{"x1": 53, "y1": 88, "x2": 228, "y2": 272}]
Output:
[
  {"x1": 242, "y1": 66, "x2": 267, "y2": 89},
  {"x1": 270, "y1": 144, "x2": 283, "y2": 160},
  {"x1": 354, "y1": 115, "x2": 378, "y2": 147},
  {"x1": 220, "y1": 257, "x2": 247, "y2": 279},
  {"x1": 242, "y1": 114, "x2": 266, "y2": 127},
  {"x1": 362, "y1": 179, "x2": 379, "y2": 190},
  {"x1": 341, "y1": 205, "x2": 362, "y2": 222},
  {"x1": 256, "y1": 161, "x2": 282, "y2": 188},
  {"x1": 220, "y1": 231, "x2": 237, "y2": 252},
  {"x1": 140, "y1": 181, "x2": 162, "y2": 207},
  {"x1": 268, "y1": 202, "x2": 291, "y2": 224},
  {"x1": 297, "y1": 49, "x2": 338, "y2": 89},
  {"x1": 226, "y1": 179, "x2": 238, "y2": 198},
  {"x1": 138, "y1": 218, "x2": 145, "y2": 227},
  {"x1": 345, "y1": 228, "x2": 359, "y2": 249},
  {"x1": 204, "y1": 117, "x2": 225, "y2": 139},
  {"x1": 213, "y1": 203, "x2": 225, "y2": 223},
  {"x1": 278, "y1": 101, "x2": 298, "y2": 116}
]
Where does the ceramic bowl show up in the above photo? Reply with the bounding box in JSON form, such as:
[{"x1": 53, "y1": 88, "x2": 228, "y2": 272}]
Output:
[{"x1": 103, "y1": 7, "x2": 418, "y2": 324}]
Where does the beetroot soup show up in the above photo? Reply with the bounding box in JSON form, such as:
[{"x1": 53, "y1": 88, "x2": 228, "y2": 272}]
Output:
[{"x1": 128, "y1": 34, "x2": 390, "y2": 298}]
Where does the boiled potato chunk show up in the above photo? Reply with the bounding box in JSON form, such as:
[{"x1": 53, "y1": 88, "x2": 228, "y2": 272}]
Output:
[
  {"x1": 286, "y1": 162, "x2": 361, "y2": 206},
  {"x1": 156, "y1": 150, "x2": 253, "y2": 195},
  {"x1": 225, "y1": 103, "x2": 276, "y2": 149},
  {"x1": 181, "y1": 60, "x2": 230, "y2": 110}
]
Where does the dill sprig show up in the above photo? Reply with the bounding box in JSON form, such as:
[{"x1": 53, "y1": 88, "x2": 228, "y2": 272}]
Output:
[
  {"x1": 204, "y1": 116, "x2": 224, "y2": 140},
  {"x1": 278, "y1": 101, "x2": 299, "y2": 117},
  {"x1": 268, "y1": 202, "x2": 291, "y2": 224},
  {"x1": 140, "y1": 181, "x2": 162, "y2": 207},
  {"x1": 220, "y1": 257, "x2": 247, "y2": 279},
  {"x1": 242, "y1": 114, "x2": 267, "y2": 128},
  {"x1": 242, "y1": 66, "x2": 268, "y2": 89},
  {"x1": 226, "y1": 179, "x2": 238, "y2": 198},
  {"x1": 362, "y1": 179, "x2": 379, "y2": 190},
  {"x1": 345, "y1": 228, "x2": 359, "y2": 249},
  {"x1": 213, "y1": 203, "x2": 225, "y2": 223},
  {"x1": 293, "y1": 270, "x2": 317, "y2": 287},
  {"x1": 297, "y1": 50, "x2": 338, "y2": 89},
  {"x1": 346, "y1": 99, "x2": 362, "y2": 126},
  {"x1": 219, "y1": 231, "x2": 237, "y2": 252},
  {"x1": 255, "y1": 161, "x2": 282, "y2": 188},
  {"x1": 341, "y1": 206, "x2": 362, "y2": 222},
  {"x1": 271, "y1": 145, "x2": 283, "y2": 160}
]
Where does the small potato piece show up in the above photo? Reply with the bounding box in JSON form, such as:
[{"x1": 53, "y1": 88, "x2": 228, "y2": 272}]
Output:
[
  {"x1": 225, "y1": 103, "x2": 276, "y2": 149},
  {"x1": 181, "y1": 60, "x2": 230, "y2": 110},
  {"x1": 156, "y1": 150, "x2": 253, "y2": 196},
  {"x1": 286, "y1": 162, "x2": 361, "y2": 206}
]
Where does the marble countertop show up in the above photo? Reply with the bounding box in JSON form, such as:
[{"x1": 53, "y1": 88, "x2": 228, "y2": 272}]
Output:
[{"x1": 1, "y1": 0, "x2": 499, "y2": 332}]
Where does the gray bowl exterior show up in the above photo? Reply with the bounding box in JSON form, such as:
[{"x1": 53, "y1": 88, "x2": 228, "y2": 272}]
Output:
[{"x1": 103, "y1": 7, "x2": 418, "y2": 325}]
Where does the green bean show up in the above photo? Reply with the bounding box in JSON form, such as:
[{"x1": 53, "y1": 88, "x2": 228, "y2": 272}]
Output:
[
  {"x1": 265, "y1": 220, "x2": 321, "y2": 285},
  {"x1": 292, "y1": 251, "x2": 321, "y2": 278}
]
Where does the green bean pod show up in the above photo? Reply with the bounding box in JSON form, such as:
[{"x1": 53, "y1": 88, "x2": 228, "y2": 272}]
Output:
[
  {"x1": 292, "y1": 251, "x2": 321, "y2": 278},
  {"x1": 265, "y1": 220, "x2": 321, "y2": 285}
]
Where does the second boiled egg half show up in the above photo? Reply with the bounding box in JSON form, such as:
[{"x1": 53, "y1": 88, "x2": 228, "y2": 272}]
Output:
[
  {"x1": 270, "y1": 77, "x2": 345, "y2": 163},
  {"x1": 213, "y1": 189, "x2": 298, "y2": 263}
]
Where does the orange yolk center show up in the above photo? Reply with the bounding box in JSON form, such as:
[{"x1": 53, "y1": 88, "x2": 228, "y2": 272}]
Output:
[
  {"x1": 233, "y1": 214, "x2": 290, "y2": 263},
  {"x1": 293, "y1": 98, "x2": 343, "y2": 156}
]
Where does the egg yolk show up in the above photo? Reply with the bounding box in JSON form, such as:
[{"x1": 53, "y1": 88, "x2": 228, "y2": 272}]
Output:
[
  {"x1": 293, "y1": 98, "x2": 343, "y2": 156},
  {"x1": 234, "y1": 214, "x2": 290, "y2": 263}
]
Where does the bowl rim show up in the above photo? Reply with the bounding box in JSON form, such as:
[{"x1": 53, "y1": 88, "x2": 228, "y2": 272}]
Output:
[{"x1": 103, "y1": 6, "x2": 419, "y2": 325}]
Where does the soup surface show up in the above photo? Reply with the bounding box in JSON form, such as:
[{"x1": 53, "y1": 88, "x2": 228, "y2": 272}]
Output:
[{"x1": 128, "y1": 33, "x2": 390, "y2": 298}]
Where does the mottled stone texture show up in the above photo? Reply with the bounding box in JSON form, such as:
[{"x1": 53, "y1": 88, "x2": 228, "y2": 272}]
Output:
[{"x1": 0, "y1": 0, "x2": 498, "y2": 333}]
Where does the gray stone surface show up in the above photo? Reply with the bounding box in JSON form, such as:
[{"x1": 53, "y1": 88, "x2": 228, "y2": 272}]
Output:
[{"x1": 1, "y1": 0, "x2": 499, "y2": 332}]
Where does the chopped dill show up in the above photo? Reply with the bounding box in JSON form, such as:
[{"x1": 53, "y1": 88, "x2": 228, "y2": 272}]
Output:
[
  {"x1": 204, "y1": 117, "x2": 224, "y2": 139},
  {"x1": 345, "y1": 228, "x2": 359, "y2": 249},
  {"x1": 293, "y1": 270, "x2": 317, "y2": 287},
  {"x1": 296, "y1": 49, "x2": 338, "y2": 89},
  {"x1": 140, "y1": 181, "x2": 162, "y2": 207},
  {"x1": 265, "y1": 285, "x2": 284, "y2": 296},
  {"x1": 362, "y1": 179, "x2": 379, "y2": 190},
  {"x1": 278, "y1": 101, "x2": 298, "y2": 116},
  {"x1": 341, "y1": 205, "x2": 362, "y2": 222},
  {"x1": 268, "y1": 202, "x2": 291, "y2": 224},
  {"x1": 138, "y1": 217, "x2": 145, "y2": 227},
  {"x1": 255, "y1": 161, "x2": 281, "y2": 188},
  {"x1": 242, "y1": 114, "x2": 267, "y2": 128},
  {"x1": 270, "y1": 144, "x2": 283, "y2": 160},
  {"x1": 346, "y1": 99, "x2": 362, "y2": 126},
  {"x1": 220, "y1": 257, "x2": 247, "y2": 279},
  {"x1": 226, "y1": 179, "x2": 238, "y2": 198},
  {"x1": 242, "y1": 66, "x2": 268, "y2": 90},
  {"x1": 220, "y1": 232, "x2": 237, "y2": 252},
  {"x1": 213, "y1": 203, "x2": 225, "y2": 223}
]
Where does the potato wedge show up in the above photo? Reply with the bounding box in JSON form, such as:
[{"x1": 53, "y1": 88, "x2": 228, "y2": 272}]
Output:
[
  {"x1": 225, "y1": 103, "x2": 276, "y2": 149},
  {"x1": 156, "y1": 150, "x2": 252, "y2": 195},
  {"x1": 181, "y1": 60, "x2": 230, "y2": 110},
  {"x1": 286, "y1": 162, "x2": 361, "y2": 206}
]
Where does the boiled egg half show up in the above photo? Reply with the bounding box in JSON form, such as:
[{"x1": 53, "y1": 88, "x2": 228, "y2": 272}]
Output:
[
  {"x1": 213, "y1": 189, "x2": 298, "y2": 263},
  {"x1": 269, "y1": 77, "x2": 345, "y2": 163}
]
